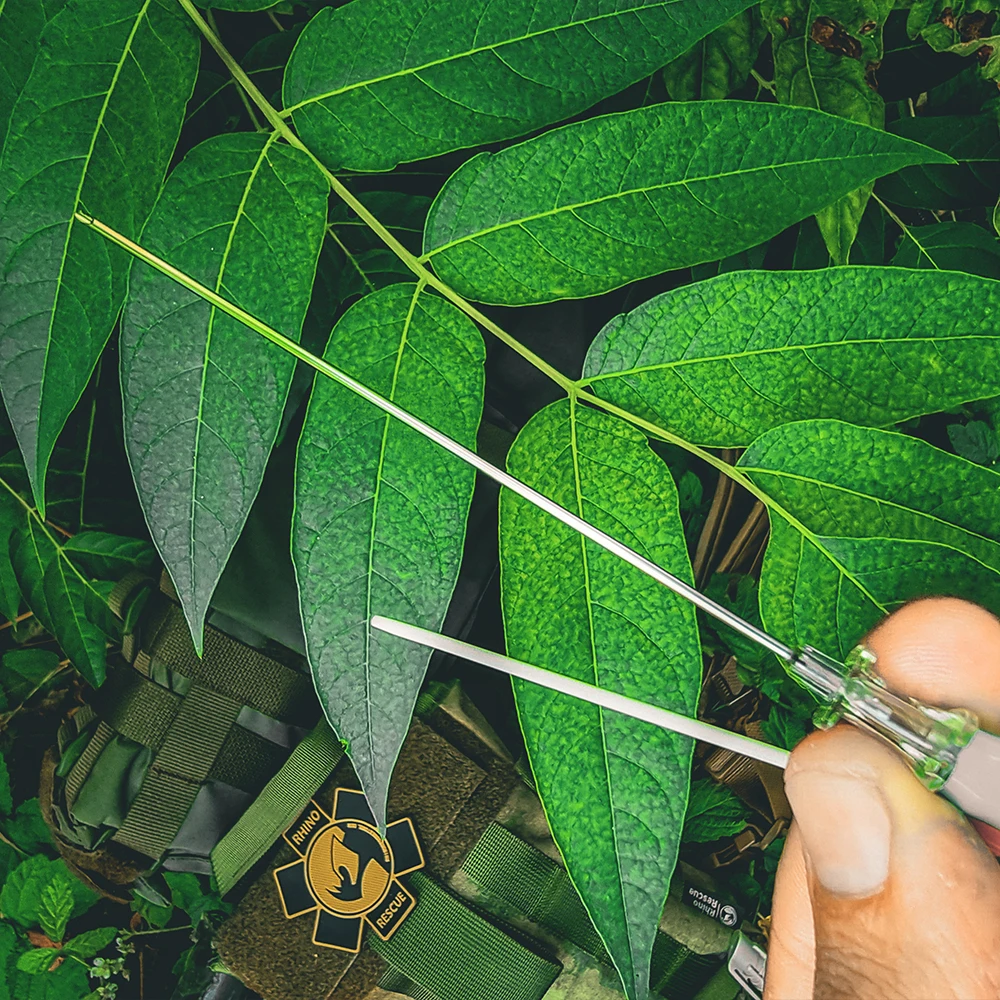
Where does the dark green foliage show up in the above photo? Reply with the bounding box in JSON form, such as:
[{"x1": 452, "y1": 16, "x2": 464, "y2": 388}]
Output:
[{"x1": 2, "y1": 2, "x2": 1000, "y2": 996}]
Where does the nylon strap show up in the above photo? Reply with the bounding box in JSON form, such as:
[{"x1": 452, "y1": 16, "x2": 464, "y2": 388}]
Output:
[
  {"x1": 461, "y1": 822, "x2": 609, "y2": 961},
  {"x1": 114, "y1": 684, "x2": 241, "y2": 859},
  {"x1": 209, "y1": 726, "x2": 287, "y2": 796},
  {"x1": 138, "y1": 598, "x2": 313, "y2": 723},
  {"x1": 64, "y1": 722, "x2": 114, "y2": 811},
  {"x1": 368, "y1": 872, "x2": 559, "y2": 1000},
  {"x1": 211, "y1": 720, "x2": 344, "y2": 895},
  {"x1": 462, "y1": 823, "x2": 722, "y2": 997}
]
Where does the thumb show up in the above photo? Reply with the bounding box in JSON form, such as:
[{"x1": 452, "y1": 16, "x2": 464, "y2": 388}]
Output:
[{"x1": 784, "y1": 724, "x2": 1000, "y2": 1000}]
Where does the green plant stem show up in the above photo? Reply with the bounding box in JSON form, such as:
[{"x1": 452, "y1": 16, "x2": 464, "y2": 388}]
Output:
[
  {"x1": 872, "y1": 192, "x2": 940, "y2": 269},
  {"x1": 127, "y1": 925, "x2": 194, "y2": 937},
  {"x1": 326, "y1": 226, "x2": 376, "y2": 295},
  {"x1": 174, "y1": 0, "x2": 574, "y2": 394},
  {"x1": 203, "y1": 9, "x2": 265, "y2": 132}
]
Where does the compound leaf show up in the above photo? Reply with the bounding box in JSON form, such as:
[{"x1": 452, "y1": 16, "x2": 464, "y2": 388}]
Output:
[
  {"x1": 581, "y1": 267, "x2": 1000, "y2": 447},
  {"x1": 282, "y1": 0, "x2": 757, "y2": 171},
  {"x1": 121, "y1": 133, "x2": 327, "y2": 651},
  {"x1": 293, "y1": 284, "x2": 484, "y2": 826},
  {"x1": 0, "y1": 0, "x2": 199, "y2": 511},
  {"x1": 500, "y1": 399, "x2": 700, "y2": 1000},
  {"x1": 422, "y1": 102, "x2": 950, "y2": 305},
  {"x1": 740, "y1": 420, "x2": 1000, "y2": 656}
]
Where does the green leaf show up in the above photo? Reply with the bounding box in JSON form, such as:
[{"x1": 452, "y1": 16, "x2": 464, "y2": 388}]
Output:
[
  {"x1": 9, "y1": 508, "x2": 114, "y2": 686},
  {"x1": 5, "y1": 798, "x2": 52, "y2": 853},
  {"x1": 760, "y1": 704, "x2": 809, "y2": 751},
  {"x1": 1, "y1": 855, "x2": 94, "y2": 928},
  {"x1": 61, "y1": 532, "x2": 157, "y2": 581},
  {"x1": 293, "y1": 284, "x2": 484, "y2": 824},
  {"x1": 739, "y1": 419, "x2": 1000, "y2": 655},
  {"x1": 500, "y1": 399, "x2": 700, "y2": 1000},
  {"x1": 282, "y1": 0, "x2": 758, "y2": 171},
  {"x1": 762, "y1": 0, "x2": 895, "y2": 262},
  {"x1": 121, "y1": 133, "x2": 327, "y2": 650},
  {"x1": 63, "y1": 928, "x2": 116, "y2": 960},
  {"x1": 878, "y1": 114, "x2": 1000, "y2": 208},
  {"x1": 0, "y1": 491, "x2": 22, "y2": 621},
  {"x1": 580, "y1": 267, "x2": 1000, "y2": 447},
  {"x1": 422, "y1": 102, "x2": 950, "y2": 305},
  {"x1": 910, "y1": 2, "x2": 1000, "y2": 81},
  {"x1": 662, "y1": 7, "x2": 764, "y2": 100},
  {"x1": 0, "y1": 0, "x2": 69, "y2": 148},
  {"x1": 15, "y1": 949, "x2": 60, "y2": 975},
  {"x1": 0, "y1": 0, "x2": 199, "y2": 512},
  {"x1": 11, "y1": 959, "x2": 89, "y2": 1000},
  {"x1": 949, "y1": 419, "x2": 1000, "y2": 466},
  {"x1": 0, "y1": 752, "x2": 10, "y2": 818},
  {"x1": 38, "y1": 876, "x2": 73, "y2": 943},
  {"x1": 889, "y1": 222, "x2": 1000, "y2": 277},
  {"x1": 681, "y1": 780, "x2": 749, "y2": 844}
]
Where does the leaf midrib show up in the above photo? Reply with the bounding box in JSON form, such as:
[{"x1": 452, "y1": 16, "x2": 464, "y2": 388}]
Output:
[
  {"x1": 283, "y1": 0, "x2": 715, "y2": 114},
  {"x1": 36, "y1": 0, "x2": 153, "y2": 503},
  {"x1": 421, "y1": 153, "x2": 924, "y2": 257},
  {"x1": 187, "y1": 133, "x2": 278, "y2": 613},
  {"x1": 363, "y1": 282, "x2": 424, "y2": 774},
  {"x1": 581, "y1": 331, "x2": 994, "y2": 382},
  {"x1": 568, "y1": 398, "x2": 634, "y2": 991},
  {"x1": 740, "y1": 463, "x2": 1000, "y2": 555}
]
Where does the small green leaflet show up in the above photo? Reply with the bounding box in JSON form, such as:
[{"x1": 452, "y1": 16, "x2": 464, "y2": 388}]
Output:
[
  {"x1": 121, "y1": 133, "x2": 327, "y2": 650},
  {"x1": 580, "y1": 267, "x2": 1000, "y2": 447},
  {"x1": 740, "y1": 420, "x2": 1000, "y2": 656},
  {"x1": 761, "y1": 0, "x2": 894, "y2": 263},
  {"x1": 878, "y1": 114, "x2": 1000, "y2": 209},
  {"x1": 681, "y1": 779, "x2": 749, "y2": 844},
  {"x1": 422, "y1": 102, "x2": 950, "y2": 305},
  {"x1": 281, "y1": 0, "x2": 757, "y2": 171},
  {"x1": 293, "y1": 283, "x2": 484, "y2": 826},
  {"x1": 38, "y1": 876, "x2": 74, "y2": 943},
  {"x1": 500, "y1": 400, "x2": 700, "y2": 1000},
  {"x1": 0, "y1": 0, "x2": 198, "y2": 512},
  {"x1": 890, "y1": 222, "x2": 1000, "y2": 278}
]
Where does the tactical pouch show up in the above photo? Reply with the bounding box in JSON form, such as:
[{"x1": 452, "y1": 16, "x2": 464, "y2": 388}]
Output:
[{"x1": 39, "y1": 572, "x2": 740, "y2": 1000}]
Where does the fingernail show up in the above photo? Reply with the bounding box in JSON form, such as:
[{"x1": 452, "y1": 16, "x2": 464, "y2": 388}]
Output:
[{"x1": 786, "y1": 771, "x2": 891, "y2": 898}]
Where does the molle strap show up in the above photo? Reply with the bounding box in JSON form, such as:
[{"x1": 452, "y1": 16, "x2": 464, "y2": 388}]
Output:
[
  {"x1": 367, "y1": 872, "x2": 560, "y2": 1000},
  {"x1": 113, "y1": 685, "x2": 241, "y2": 860},
  {"x1": 92, "y1": 662, "x2": 181, "y2": 748},
  {"x1": 65, "y1": 722, "x2": 114, "y2": 810},
  {"x1": 209, "y1": 725, "x2": 290, "y2": 797},
  {"x1": 139, "y1": 598, "x2": 313, "y2": 723}
]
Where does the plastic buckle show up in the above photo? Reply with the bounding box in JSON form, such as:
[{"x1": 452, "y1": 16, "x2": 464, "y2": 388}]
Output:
[{"x1": 728, "y1": 932, "x2": 767, "y2": 1000}]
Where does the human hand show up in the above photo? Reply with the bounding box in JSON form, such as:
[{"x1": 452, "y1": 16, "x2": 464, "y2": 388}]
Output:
[{"x1": 765, "y1": 598, "x2": 1000, "y2": 999}]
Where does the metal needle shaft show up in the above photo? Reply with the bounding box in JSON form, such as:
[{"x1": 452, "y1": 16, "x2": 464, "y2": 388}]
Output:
[{"x1": 371, "y1": 616, "x2": 791, "y2": 770}]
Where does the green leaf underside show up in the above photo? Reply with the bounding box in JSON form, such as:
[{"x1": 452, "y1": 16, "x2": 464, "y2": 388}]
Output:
[
  {"x1": 0, "y1": 0, "x2": 198, "y2": 512},
  {"x1": 421, "y1": 101, "x2": 951, "y2": 305},
  {"x1": 890, "y1": 223, "x2": 1000, "y2": 279},
  {"x1": 879, "y1": 115, "x2": 1000, "y2": 209},
  {"x1": 580, "y1": 267, "x2": 1000, "y2": 447},
  {"x1": 0, "y1": 0, "x2": 69, "y2": 148},
  {"x1": 681, "y1": 779, "x2": 748, "y2": 843},
  {"x1": 282, "y1": 0, "x2": 757, "y2": 171},
  {"x1": 121, "y1": 133, "x2": 327, "y2": 650},
  {"x1": 293, "y1": 283, "x2": 484, "y2": 826},
  {"x1": 739, "y1": 420, "x2": 1000, "y2": 656},
  {"x1": 500, "y1": 400, "x2": 700, "y2": 1000}
]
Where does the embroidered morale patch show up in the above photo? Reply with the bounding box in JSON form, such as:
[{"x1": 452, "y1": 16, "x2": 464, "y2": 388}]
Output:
[{"x1": 273, "y1": 788, "x2": 424, "y2": 952}]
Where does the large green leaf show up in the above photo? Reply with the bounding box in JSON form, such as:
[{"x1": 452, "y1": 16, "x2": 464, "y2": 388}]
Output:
[
  {"x1": 761, "y1": 0, "x2": 894, "y2": 263},
  {"x1": 739, "y1": 420, "x2": 1000, "y2": 656},
  {"x1": 0, "y1": 0, "x2": 198, "y2": 512},
  {"x1": 281, "y1": 0, "x2": 757, "y2": 171},
  {"x1": 878, "y1": 114, "x2": 1000, "y2": 209},
  {"x1": 500, "y1": 399, "x2": 700, "y2": 1000},
  {"x1": 0, "y1": 0, "x2": 68, "y2": 146},
  {"x1": 580, "y1": 267, "x2": 1000, "y2": 447},
  {"x1": 421, "y1": 102, "x2": 950, "y2": 305},
  {"x1": 293, "y1": 284, "x2": 484, "y2": 825},
  {"x1": 121, "y1": 133, "x2": 327, "y2": 650}
]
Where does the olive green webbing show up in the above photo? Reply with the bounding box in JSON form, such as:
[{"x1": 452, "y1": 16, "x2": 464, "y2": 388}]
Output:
[
  {"x1": 462, "y1": 824, "x2": 721, "y2": 998},
  {"x1": 368, "y1": 872, "x2": 559, "y2": 1000},
  {"x1": 113, "y1": 685, "x2": 242, "y2": 859},
  {"x1": 65, "y1": 722, "x2": 114, "y2": 810},
  {"x1": 211, "y1": 720, "x2": 344, "y2": 895},
  {"x1": 138, "y1": 600, "x2": 313, "y2": 722},
  {"x1": 377, "y1": 970, "x2": 442, "y2": 1000}
]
